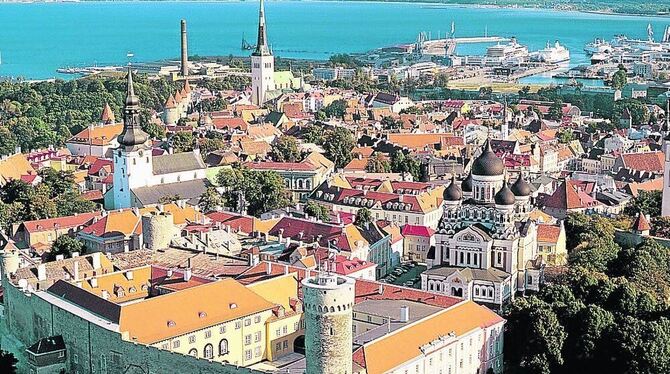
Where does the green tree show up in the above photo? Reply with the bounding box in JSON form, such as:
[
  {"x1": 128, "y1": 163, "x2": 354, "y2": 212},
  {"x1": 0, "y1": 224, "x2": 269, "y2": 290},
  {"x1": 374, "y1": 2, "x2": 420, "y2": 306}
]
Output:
[
  {"x1": 199, "y1": 138, "x2": 226, "y2": 158},
  {"x1": 624, "y1": 190, "x2": 661, "y2": 217},
  {"x1": 434, "y1": 72, "x2": 449, "y2": 89},
  {"x1": 158, "y1": 194, "x2": 182, "y2": 204},
  {"x1": 170, "y1": 132, "x2": 194, "y2": 153},
  {"x1": 557, "y1": 129, "x2": 575, "y2": 144},
  {"x1": 48, "y1": 235, "x2": 84, "y2": 261},
  {"x1": 547, "y1": 100, "x2": 563, "y2": 121},
  {"x1": 355, "y1": 208, "x2": 373, "y2": 226},
  {"x1": 302, "y1": 124, "x2": 325, "y2": 144},
  {"x1": 612, "y1": 65, "x2": 628, "y2": 90},
  {"x1": 503, "y1": 297, "x2": 567, "y2": 374},
  {"x1": 304, "y1": 201, "x2": 330, "y2": 222},
  {"x1": 198, "y1": 187, "x2": 224, "y2": 213},
  {"x1": 215, "y1": 167, "x2": 290, "y2": 217},
  {"x1": 390, "y1": 151, "x2": 421, "y2": 180},
  {"x1": 271, "y1": 136, "x2": 302, "y2": 162},
  {"x1": 380, "y1": 116, "x2": 402, "y2": 130},
  {"x1": 614, "y1": 99, "x2": 649, "y2": 126},
  {"x1": 0, "y1": 126, "x2": 18, "y2": 156},
  {"x1": 323, "y1": 100, "x2": 348, "y2": 119},
  {"x1": 322, "y1": 127, "x2": 354, "y2": 169},
  {"x1": 365, "y1": 153, "x2": 391, "y2": 173},
  {"x1": 0, "y1": 350, "x2": 17, "y2": 374}
]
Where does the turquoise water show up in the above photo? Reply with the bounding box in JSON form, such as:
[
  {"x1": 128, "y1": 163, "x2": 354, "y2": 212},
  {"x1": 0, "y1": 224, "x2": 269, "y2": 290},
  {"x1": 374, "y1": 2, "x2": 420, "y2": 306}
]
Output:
[{"x1": 0, "y1": 1, "x2": 669, "y2": 79}]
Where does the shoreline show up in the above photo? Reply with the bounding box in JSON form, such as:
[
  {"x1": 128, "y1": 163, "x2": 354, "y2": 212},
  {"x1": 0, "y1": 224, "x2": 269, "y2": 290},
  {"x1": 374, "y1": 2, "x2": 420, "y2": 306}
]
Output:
[{"x1": 1, "y1": 0, "x2": 670, "y2": 19}]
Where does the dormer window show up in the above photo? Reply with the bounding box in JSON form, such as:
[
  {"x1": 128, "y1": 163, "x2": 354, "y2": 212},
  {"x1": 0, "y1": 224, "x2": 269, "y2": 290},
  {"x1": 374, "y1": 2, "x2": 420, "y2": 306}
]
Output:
[
  {"x1": 199, "y1": 311, "x2": 207, "y2": 318},
  {"x1": 167, "y1": 320, "x2": 176, "y2": 327},
  {"x1": 229, "y1": 303, "x2": 238, "y2": 309}
]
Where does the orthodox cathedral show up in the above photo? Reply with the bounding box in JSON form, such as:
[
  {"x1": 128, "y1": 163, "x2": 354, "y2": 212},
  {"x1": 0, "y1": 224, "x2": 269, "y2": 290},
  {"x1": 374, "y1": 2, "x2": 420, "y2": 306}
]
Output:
[{"x1": 422, "y1": 139, "x2": 557, "y2": 310}]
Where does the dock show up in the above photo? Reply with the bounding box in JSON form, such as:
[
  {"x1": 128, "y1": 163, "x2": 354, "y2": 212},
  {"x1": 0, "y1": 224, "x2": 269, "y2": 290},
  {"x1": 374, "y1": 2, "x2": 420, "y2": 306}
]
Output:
[{"x1": 424, "y1": 36, "x2": 509, "y2": 47}]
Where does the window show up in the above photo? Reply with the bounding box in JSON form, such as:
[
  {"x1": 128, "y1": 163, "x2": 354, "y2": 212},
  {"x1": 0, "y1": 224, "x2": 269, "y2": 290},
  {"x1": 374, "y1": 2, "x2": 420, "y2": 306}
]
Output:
[
  {"x1": 245, "y1": 349, "x2": 252, "y2": 361},
  {"x1": 245, "y1": 334, "x2": 252, "y2": 345},
  {"x1": 244, "y1": 318, "x2": 251, "y2": 326},
  {"x1": 161, "y1": 343, "x2": 169, "y2": 349},
  {"x1": 205, "y1": 330, "x2": 212, "y2": 339},
  {"x1": 254, "y1": 315, "x2": 261, "y2": 323},
  {"x1": 189, "y1": 348, "x2": 197, "y2": 357},
  {"x1": 219, "y1": 339, "x2": 229, "y2": 356},
  {"x1": 254, "y1": 346, "x2": 261, "y2": 357},
  {"x1": 235, "y1": 321, "x2": 242, "y2": 330},
  {"x1": 219, "y1": 325, "x2": 226, "y2": 334},
  {"x1": 254, "y1": 331, "x2": 262, "y2": 342},
  {"x1": 173, "y1": 340, "x2": 180, "y2": 349},
  {"x1": 282, "y1": 326, "x2": 288, "y2": 335},
  {"x1": 283, "y1": 340, "x2": 288, "y2": 349},
  {"x1": 204, "y1": 344, "x2": 213, "y2": 359},
  {"x1": 188, "y1": 335, "x2": 196, "y2": 344},
  {"x1": 276, "y1": 342, "x2": 282, "y2": 351},
  {"x1": 276, "y1": 328, "x2": 281, "y2": 337}
]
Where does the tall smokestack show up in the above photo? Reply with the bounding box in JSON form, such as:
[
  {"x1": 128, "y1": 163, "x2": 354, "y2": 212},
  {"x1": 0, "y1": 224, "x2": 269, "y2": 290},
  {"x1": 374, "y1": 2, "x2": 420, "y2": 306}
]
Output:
[{"x1": 180, "y1": 19, "x2": 188, "y2": 77}]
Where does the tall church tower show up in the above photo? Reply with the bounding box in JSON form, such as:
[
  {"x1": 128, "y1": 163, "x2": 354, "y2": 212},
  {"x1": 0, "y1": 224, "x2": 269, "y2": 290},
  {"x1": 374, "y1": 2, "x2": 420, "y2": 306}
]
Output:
[
  {"x1": 251, "y1": 0, "x2": 275, "y2": 106},
  {"x1": 662, "y1": 99, "x2": 670, "y2": 217},
  {"x1": 112, "y1": 67, "x2": 152, "y2": 209}
]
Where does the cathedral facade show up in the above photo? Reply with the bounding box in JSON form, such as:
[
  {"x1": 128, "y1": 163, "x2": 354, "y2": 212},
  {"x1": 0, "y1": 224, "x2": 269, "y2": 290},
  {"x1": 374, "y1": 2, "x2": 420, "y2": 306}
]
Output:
[{"x1": 422, "y1": 139, "x2": 544, "y2": 310}]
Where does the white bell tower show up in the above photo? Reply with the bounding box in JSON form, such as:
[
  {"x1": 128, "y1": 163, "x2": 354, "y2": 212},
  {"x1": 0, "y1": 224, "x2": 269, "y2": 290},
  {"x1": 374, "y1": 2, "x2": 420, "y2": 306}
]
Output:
[{"x1": 251, "y1": 0, "x2": 275, "y2": 106}]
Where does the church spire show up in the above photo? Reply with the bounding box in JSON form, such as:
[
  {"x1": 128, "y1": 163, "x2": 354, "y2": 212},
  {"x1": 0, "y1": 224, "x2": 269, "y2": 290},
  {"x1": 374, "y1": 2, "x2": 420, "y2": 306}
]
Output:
[
  {"x1": 118, "y1": 66, "x2": 149, "y2": 150},
  {"x1": 253, "y1": 0, "x2": 272, "y2": 57}
]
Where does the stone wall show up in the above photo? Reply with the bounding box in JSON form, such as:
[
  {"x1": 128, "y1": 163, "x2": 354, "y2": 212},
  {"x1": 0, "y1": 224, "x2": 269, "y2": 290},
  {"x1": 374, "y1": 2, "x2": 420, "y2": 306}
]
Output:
[{"x1": 3, "y1": 280, "x2": 265, "y2": 374}]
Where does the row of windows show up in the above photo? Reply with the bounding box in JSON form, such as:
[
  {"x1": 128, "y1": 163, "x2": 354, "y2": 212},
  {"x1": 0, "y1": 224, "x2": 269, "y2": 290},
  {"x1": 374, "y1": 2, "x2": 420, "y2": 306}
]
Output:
[{"x1": 185, "y1": 339, "x2": 229, "y2": 359}]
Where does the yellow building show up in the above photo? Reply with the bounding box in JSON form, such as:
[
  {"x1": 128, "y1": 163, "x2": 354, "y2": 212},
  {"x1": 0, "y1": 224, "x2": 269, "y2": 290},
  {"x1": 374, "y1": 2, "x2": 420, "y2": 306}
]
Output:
[{"x1": 536, "y1": 223, "x2": 567, "y2": 266}]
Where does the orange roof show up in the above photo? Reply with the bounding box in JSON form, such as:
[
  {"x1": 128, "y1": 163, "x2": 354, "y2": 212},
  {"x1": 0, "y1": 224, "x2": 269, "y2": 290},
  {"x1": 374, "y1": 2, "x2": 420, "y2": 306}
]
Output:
[
  {"x1": 118, "y1": 278, "x2": 275, "y2": 343},
  {"x1": 621, "y1": 152, "x2": 664, "y2": 173},
  {"x1": 81, "y1": 266, "x2": 152, "y2": 303},
  {"x1": 160, "y1": 203, "x2": 205, "y2": 226},
  {"x1": 164, "y1": 95, "x2": 177, "y2": 109},
  {"x1": 0, "y1": 153, "x2": 36, "y2": 184},
  {"x1": 80, "y1": 210, "x2": 142, "y2": 237},
  {"x1": 537, "y1": 224, "x2": 561, "y2": 243},
  {"x1": 632, "y1": 212, "x2": 651, "y2": 232},
  {"x1": 100, "y1": 103, "x2": 115, "y2": 124},
  {"x1": 626, "y1": 178, "x2": 663, "y2": 197},
  {"x1": 359, "y1": 301, "x2": 503, "y2": 374},
  {"x1": 387, "y1": 133, "x2": 462, "y2": 150},
  {"x1": 344, "y1": 157, "x2": 369, "y2": 172},
  {"x1": 68, "y1": 124, "x2": 123, "y2": 146}
]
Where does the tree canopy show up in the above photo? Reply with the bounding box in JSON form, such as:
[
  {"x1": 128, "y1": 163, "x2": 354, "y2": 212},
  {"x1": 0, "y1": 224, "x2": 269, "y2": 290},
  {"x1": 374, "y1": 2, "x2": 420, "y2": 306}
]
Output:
[{"x1": 216, "y1": 166, "x2": 290, "y2": 217}]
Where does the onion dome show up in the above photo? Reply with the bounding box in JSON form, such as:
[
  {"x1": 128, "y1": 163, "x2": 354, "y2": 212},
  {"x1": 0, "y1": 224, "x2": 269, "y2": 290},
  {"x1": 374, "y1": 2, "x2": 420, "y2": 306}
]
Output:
[
  {"x1": 511, "y1": 175, "x2": 533, "y2": 197},
  {"x1": 472, "y1": 139, "x2": 505, "y2": 176},
  {"x1": 461, "y1": 173, "x2": 473, "y2": 192},
  {"x1": 495, "y1": 182, "x2": 516, "y2": 205},
  {"x1": 443, "y1": 175, "x2": 462, "y2": 201}
]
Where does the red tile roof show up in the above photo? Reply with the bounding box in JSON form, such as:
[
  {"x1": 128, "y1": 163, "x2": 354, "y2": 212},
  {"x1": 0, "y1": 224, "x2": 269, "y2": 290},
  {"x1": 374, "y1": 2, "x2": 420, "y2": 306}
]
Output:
[
  {"x1": 206, "y1": 212, "x2": 255, "y2": 234},
  {"x1": 632, "y1": 213, "x2": 651, "y2": 232},
  {"x1": 542, "y1": 180, "x2": 600, "y2": 210},
  {"x1": 401, "y1": 224, "x2": 435, "y2": 238},
  {"x1": 537, "y1": 224, "x2": 561, "y2": 243},
  {"x1": 621, "y1": 152, "x2": 664, "y2": 173},
  {"x1": 21, "y1": 212, "x2": 101, "y2": 234}
]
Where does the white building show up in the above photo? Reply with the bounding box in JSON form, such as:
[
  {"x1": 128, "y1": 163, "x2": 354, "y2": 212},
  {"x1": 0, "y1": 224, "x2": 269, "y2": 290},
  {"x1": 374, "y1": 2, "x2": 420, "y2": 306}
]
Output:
[
  {"x1": 105, "y1": 68, "x2": 207, "y2": 210},
  {"x1": 251, "y1": 0, "x2": 275, "y2": 106}
]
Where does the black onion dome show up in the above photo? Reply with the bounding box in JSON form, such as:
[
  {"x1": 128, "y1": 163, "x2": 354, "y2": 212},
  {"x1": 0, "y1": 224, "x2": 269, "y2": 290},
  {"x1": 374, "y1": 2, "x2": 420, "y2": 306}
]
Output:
[
  {"x1": 461, "y1": 173, "x2": 473, "y2": 192},
  {"x1": 511, "y1": 176, "x2": 533, "y2": 197},
  {"x1": 471, "y1": 139, "x2": 505, "y2": 176},
  {"x1": 495, "y1": 183, "x2": 516, "y2": 205},
  {"x1": 443, "y1": 175, "x2": 462, "y2": 201}
]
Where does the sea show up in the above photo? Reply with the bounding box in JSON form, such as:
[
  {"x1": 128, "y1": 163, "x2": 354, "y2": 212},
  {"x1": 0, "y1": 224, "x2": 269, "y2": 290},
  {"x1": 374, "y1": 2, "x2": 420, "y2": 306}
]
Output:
[{"x1": 0, "y1": 1, "x2": 669, "y2": 81}]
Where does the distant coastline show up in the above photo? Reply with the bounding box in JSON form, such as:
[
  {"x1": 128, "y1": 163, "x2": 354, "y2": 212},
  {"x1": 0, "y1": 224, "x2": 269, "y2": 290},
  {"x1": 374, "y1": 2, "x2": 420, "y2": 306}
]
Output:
[
  {"x1": 1, "y1": 0, "x2": 670, "y2": 19},
  {"x1": 2, "y1": 0, "x2": 670, "y2": 18}
]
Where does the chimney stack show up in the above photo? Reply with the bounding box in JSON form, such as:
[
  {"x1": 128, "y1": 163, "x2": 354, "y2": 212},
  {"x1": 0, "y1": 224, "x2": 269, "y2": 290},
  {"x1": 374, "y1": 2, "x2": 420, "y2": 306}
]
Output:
[
  {"x1": 400, "y1": 305, "x2": 410, "y2": 323},
  {"x1": 37, "y1": 264, "x2": 46, "y2": 281},
  {"x1": 73, "y1": 261, "x2": 80, "y2": 281},
  {"x1": 180, "y1": 19, "x2": 188, "y2": 77}
]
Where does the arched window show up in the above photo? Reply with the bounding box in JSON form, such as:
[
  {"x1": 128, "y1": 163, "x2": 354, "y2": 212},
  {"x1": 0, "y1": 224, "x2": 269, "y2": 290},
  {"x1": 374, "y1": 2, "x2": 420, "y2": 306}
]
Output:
[
  {"x1": 306, "y1": 180, "x2": 312, "y2": 190},
  {"x1": 219, "y1": 339, "x2": 229, "y2": 355},
  {"x1": 204, "y1": 344, "x2": 213, "y2": 359},
  {"x1": 297, "y1": 179, "x2": 304, "y2": 190},
  {"x1": 189, "y1": 348, "x2": 198, "y2": 357}
]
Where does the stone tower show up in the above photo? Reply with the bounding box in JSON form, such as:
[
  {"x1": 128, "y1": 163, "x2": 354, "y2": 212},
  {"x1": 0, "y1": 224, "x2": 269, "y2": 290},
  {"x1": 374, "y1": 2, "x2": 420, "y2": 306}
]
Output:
[
  {"x1": 302, "y1": 273, "x2": 355, "y2": 374},
  {"x1": 251, "y1": 0, "x2": 275, "y2": 106},
  {"x1": 111, "y1": 66, "x2": 152, "y2": 210}
]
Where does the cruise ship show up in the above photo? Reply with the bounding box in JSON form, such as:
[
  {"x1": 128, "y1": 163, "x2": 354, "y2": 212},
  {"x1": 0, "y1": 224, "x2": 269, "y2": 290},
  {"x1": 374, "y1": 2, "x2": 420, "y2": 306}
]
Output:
[
  {"x1": 533, "y1": 41, "x2": 570, "y2": 64},
  {"x1": 482, "y1": 37, "x2": 529, "y2": 65},
  {"x1": 584, "y1": 38, "x2": 612, "y2": 55}
]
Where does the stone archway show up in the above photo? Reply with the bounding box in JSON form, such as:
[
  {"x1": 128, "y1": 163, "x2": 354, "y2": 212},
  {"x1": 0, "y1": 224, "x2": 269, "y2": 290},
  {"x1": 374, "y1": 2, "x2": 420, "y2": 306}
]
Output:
[{"x1": 293, "y1": 335, "x2": 306, "y2": 354}]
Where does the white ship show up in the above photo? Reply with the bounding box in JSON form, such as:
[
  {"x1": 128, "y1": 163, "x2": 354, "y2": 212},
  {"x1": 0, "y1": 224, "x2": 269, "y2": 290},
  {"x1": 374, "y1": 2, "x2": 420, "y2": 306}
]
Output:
[
  {"x1": 584, "y1": 38, "x2": 612, "y2": 55},
  {"x1": 483, "y1": 37, "x2": 529, "y2": 66},
  {"x1": 534, "y1": 41, "x2": 570, "y2": 64}
]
